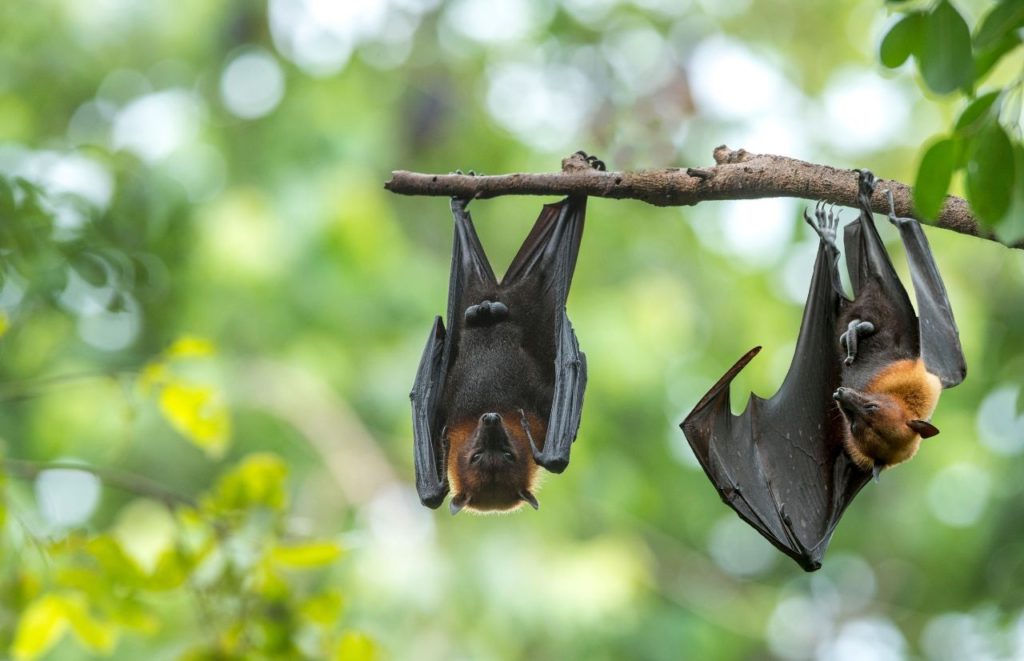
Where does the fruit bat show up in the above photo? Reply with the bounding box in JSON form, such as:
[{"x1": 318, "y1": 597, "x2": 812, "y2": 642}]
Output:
[
  {"x1": 410, "y1": 190, "x2": 589, "y2": 515},
  {"x1": 681, "y1": 170, "x2": 966, "y2": 571}
]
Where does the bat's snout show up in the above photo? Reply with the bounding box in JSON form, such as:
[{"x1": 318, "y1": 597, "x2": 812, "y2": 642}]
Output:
[
  {"x1": 833, "y1": 387, "x2": 848, "y2": 401},
  {"x1": 474, "y1": 413, "x2": 515, "y2": 461}
]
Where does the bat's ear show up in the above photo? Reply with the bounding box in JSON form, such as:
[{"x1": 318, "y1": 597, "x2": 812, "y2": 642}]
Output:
[
  {"x1": 449, "y1": 493, "x2": 469, "y2": 516},
  {"x1": 908, "y1": 419, "x2": 940, "y2": 439},
  {"x1": 519, "y1": 490, "x2": 539, "y2": 511}
]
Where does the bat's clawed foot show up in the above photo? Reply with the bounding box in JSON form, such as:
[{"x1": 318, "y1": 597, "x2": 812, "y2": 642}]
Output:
[
  {"x1": 840, "y1": 319, "x2": 875, "y2": 365},
  {"x1": 576, "y1": 150, "x2": 607, "y2": 171},
  {"x1": 465, "y1": 300, "x2": 509, "y2": 326},
  {"x1": 564, "y1": 150, "x2": 607, "y2": 172},
  {"x1": 855, "y1": 168, "x2": 877, "y2": 210},
  {"x1": 804, "y1": 200, "x2": 840, "y2": 252},
  {"x1": 883, "y1": 188, "x2": 913, "y2": 227}
]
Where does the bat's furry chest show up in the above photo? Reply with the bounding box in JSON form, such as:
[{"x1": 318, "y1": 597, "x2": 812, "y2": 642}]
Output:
[
  {"x1": 445, "y1": 323, "x2": 554, "y2": 421},
  {"x1": 840, "y1": 293, "x2": 918, "y2": 390}
]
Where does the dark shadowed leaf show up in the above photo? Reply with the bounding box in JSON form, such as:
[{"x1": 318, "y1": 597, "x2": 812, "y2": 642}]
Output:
[
  {"x1": 72, "y1": 254, "x2": 108, "y2": 287},
  {"x1": 914, "y1": 138, "x2": 957, "y2": 220},
  {"x1": 880, "y1": 13, "x2": 924, "y2": 68},
  {"x1": 975, "y1": 0, "x2": 1024, "y2": 49},
  {"x1": 975, "y1": 31, "x2": 1023, "y2": 81},
  {"x1": 996, "y1": 143, "x2": 1024, "y2": 243},
  {"x1": 920, "y1": 0, "x2": 975, "y2": 94},
  {"x1": 967, "y1": 122, "x2": 1016, "y2": 225}
]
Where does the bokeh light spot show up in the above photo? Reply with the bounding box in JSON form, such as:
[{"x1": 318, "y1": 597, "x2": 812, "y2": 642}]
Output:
[
  {"x1": 220, "y1": 47, "x2": 286, "y2": 120},
  {"x1": 927, "y1": 463, "x2": 991, "y2": 528}
]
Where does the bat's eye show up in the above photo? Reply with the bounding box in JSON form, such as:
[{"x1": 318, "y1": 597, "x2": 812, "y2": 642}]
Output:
[
  {"x1": 470, "y1": 452, "x2": 483, "y2": 464},
  {"x1": 865, "y1": 403, "x2": 880, "y2": 412},
  {"x1": 502, "y1": 451, "x2": 514, "y2": 462}
]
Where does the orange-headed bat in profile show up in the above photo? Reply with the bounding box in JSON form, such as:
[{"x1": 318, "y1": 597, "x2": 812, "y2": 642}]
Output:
[{"x1": 682, "y1": 169, "x2": 966, "y2": 571}]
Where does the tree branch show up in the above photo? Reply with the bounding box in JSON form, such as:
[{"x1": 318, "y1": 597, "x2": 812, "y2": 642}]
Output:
[
  {"x1": 386, "y1": 146, "x2": 1010, "y2": 248},
  {"x1": 2, "y1": 458, "x2": 196, "y2": 510}
]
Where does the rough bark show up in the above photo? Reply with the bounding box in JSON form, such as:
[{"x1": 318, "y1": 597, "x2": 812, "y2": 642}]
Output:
[{"x1": 385, "y1": 146, "x2": 1009, "y2": 247}]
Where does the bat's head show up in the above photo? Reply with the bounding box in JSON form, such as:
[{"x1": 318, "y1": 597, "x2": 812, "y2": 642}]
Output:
[
  {"x1": 446, "y1": 411, "x2": 542, "y2": 515},
  {"x1": 833, "y1": 386, "x2": 940, "y2": 473}
]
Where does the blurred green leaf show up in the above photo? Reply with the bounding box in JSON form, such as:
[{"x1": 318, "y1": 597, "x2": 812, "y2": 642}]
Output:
[
  {"x1": 71, "y1": 253, "x2": 108, "y2": 287},
  {"x1": 880, "y1": 12, "x2": 924, "y2": 68},
  {"x1": 301, "y1": 592, "x2": 344, "y2": 626},
  {"x1": 920, "y1": 0, "x2": 975, "y2": 94},
  {"x1": 335, "y1": 632, "x2": 379, "y2": 661},
  {"x1": 954, "y1": 91, "x2": 1001, "y2": 134},
  {"x1": 975, "y1": 0, "x2": 1024, "y2": 49},
  {"x1": 914, "y1": 138, "x2": 957, "y2": 220},
  {"x1": 208, "y1": 453, "x2": 289, "y2": 512},
  {"x1": 62, "y1": 595, "x2": 118, "y2": 654},
  {"x1": 271, "y1": 540, "x2": 344, "y2": 569},
  {"x1": 967, "y1": 122, "x2": 1016, "y2": 225},
  {"x1": 996, "y1": 143, "x2": 1024, "y2": 243},
  {"x1": 975, "y1": 31, "x2": 1023, "y2": 80}
]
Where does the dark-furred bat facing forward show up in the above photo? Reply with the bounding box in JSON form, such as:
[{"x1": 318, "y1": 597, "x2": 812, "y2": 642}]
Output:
[
  {"x1": 682, "y1": 170, "x2": 966, "y2": 571},
  {"x1": 410, "y1": 191, "x2": 588, "y2": 514}
]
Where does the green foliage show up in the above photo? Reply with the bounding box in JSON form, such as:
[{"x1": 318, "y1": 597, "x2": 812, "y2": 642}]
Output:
[
  {"x1": 2, "y1": 455, "x2": 362, "y2": 659},
  {"x1": 881, "y1": 0, "x2": 1023, "y2": 239},
  {"x1": 1, "y1": 1, "x2": 1023, "y2": 659}
]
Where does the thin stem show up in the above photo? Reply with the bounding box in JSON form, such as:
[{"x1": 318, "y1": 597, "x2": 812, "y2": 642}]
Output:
[{"x1": 1, "y1": 458, "x2": 196, "y2": 509}]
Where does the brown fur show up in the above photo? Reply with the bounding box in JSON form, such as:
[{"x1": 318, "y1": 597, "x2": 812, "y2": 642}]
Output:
[
  {"x1": 447, "y1": 411, "x2": 546, "y2": 513},
  {"x1": 840, "y1": 359, "x2": 942, "y2": 471}
]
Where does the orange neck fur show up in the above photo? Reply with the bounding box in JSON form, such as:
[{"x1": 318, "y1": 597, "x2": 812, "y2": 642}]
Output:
[{"x1": 841, "y1": 359, "x2": 942, "y2": 471}]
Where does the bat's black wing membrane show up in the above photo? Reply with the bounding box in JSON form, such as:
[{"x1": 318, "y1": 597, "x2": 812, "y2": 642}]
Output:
[
  {"x1": 502, "y1": 197, "x2": 588, "y2": 473},
  {"x1": 887, "y1": 209, "x2": 967, "y2": 389},
  {"x1": 683, "y1": 238, "x2": 869, "y2": 571},
  {"x1": 410, "y1": 198, "x2": 499, "y2": 508}
]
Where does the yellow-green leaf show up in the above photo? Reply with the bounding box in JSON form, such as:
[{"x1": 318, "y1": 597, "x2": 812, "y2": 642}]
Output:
[
  {"x1": 159, "y1": 382, "x2": 231, "y2": 457},
  {"x1": 334, "y1": 632, "x2": 378, "y2": 661},
  {"x1": 271, "y1": 541, "x2": 344, "y2": 569},
  {"x1": 165, "y1": 335, "x2": 216, "y2": 359},
  {"x1": 138, "y1": 361, "x2": 169, "y2": 393},
  {"x1": 301, "y1": 592, "x2": 344, "y2": 626},
  {"x1": 114, "y1": 499, "x2": 177, "y2": 575},
  {"x1": 208, "y1": 453, "x2": 289, "y2": 511},
  {"x1": 63, "y1": 596, "x2": 118, "y2": 654},
  {"x1": 11, "y1": 594, "x2": 70, "y2": 661}
]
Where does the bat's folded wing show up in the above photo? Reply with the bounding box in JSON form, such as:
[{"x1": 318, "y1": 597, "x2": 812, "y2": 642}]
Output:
[
  {"x1": 890, "y1": 217, "x2": 966, "y2": 389},
  {"x1": 505, "y1": 197, "x2": 589, "y2": 473},
  {"x1": 410, "y1": 199, "x2": 501, "y2": 508},
  {"x1": 410, "y1": 316, "x2": 449, "y2": 508},
  {"x1": 682, "y1": 244, "x2": 870, "y2": 571},
  {"x1": 536, "y1": 312, "x2": 586, "y2": 473}
]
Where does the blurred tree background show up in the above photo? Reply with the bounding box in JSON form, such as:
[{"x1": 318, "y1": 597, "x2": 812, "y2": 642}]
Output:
[{"x1": 1, "y1": 0, "x2": 1023, "y2": 659}]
